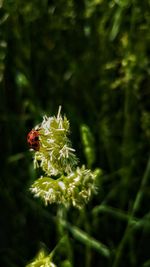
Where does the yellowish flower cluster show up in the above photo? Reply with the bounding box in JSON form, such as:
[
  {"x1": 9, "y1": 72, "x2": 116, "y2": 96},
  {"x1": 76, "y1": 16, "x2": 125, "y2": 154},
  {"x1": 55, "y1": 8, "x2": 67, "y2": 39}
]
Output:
[
  {"x1": 34, "y1": 106, "x2": 78, "y2": 176},
  {"x1": 31, "y1": 166, "x2": 96, "y2": 209},
  {"x1": 30, "y1": 107, "x2": 97, "y2": 209},
  {"x1": 26, "y1": 249, "x2": 56, "y2": 267}
]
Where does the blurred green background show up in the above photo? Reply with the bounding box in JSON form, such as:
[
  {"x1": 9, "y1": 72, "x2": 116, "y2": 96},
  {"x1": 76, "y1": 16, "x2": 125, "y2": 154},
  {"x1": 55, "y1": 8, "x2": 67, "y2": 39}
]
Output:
[{"x1": 1, "y1": 0, "x2": 150, "y2": 266}]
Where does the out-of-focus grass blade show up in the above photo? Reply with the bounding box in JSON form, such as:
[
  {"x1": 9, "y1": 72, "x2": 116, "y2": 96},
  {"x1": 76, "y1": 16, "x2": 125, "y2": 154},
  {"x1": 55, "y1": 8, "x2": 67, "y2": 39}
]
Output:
[
  {"x1": 92, "y1": 204, "x2": 138, "y2": 225},
  {"x1": 142, "y1": 259, "x2": 150, "y2": 267},
  {"x1": 8, "y1": 153, "x2": 25, "y2": 162},
  {"x1": 134, "y1": 213, "x2": 150, "y2": 231},
  {"x1": 93, "y1": 205, "x2": 150, "y2": 231},
  {"x1": 60, "y1": 219, "x2": 110, "y2": 258}
]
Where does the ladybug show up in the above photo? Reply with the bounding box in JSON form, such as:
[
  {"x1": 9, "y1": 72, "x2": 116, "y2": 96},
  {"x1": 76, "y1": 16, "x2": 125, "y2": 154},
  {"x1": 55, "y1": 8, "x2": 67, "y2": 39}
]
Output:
[{"x1": 27, "y1": 129, "x2": 40, "y2": 151}]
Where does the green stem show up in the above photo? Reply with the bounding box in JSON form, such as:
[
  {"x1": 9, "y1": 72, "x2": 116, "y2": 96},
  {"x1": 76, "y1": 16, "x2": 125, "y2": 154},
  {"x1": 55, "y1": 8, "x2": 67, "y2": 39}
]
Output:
[
  {"x1": 112, "y1": 157, "x2": 150, "y2": 267},
  {"x1": 59, "y1": 218, "x2": 111, "y2": 258},
  {"x1": 92, "y1": 204, "x2": 138, "y2": 225},
  {"x1": 50, "y1": 235, "x2": 68, "y2": 259}
]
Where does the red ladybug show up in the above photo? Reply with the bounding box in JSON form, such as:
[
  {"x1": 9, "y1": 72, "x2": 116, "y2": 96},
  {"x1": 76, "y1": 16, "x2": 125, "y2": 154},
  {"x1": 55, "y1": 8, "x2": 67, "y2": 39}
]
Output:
[{"x1": 27, "y1": 129, "x2": 40, "y2": 151}]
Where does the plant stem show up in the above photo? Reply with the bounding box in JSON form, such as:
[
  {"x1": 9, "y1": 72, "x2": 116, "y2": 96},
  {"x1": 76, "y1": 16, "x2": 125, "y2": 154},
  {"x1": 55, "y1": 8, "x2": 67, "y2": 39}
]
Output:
[{"x1": 112, "y1": 157, "x2": 150, "y2": 267}]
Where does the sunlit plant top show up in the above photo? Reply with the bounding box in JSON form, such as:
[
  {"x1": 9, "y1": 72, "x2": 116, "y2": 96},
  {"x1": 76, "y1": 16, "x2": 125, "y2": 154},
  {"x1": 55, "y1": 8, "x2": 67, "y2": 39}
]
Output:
[{"x1": 28, "y1": 106, "x2": 97, "y2": 209}]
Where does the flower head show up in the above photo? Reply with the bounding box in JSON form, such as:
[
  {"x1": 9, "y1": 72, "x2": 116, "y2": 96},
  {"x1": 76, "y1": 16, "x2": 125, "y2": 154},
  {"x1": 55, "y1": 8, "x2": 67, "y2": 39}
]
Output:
[
  {"x1": 26, "y1": 249, "x2": 57, "y2": 267},
  {"x1": 31, "y1": 166, "x2": 97, "y2": 209},
  {"x1": 29, "y1": 107, "x2": 99, "y2": 209},
  {"x1": 34, "y1": 106, "x2": 78, "y2": 176}
]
